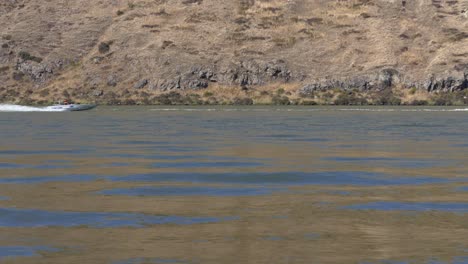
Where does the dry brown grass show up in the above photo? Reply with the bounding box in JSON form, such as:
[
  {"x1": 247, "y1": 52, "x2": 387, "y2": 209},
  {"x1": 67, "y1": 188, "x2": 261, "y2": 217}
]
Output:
[{"x1": 0, "y1": 0, "x2": 466, "y2": 104}]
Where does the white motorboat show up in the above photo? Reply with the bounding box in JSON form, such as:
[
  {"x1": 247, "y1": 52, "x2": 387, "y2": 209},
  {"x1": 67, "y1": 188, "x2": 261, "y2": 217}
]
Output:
[{"x1": 45, "y1": 103, "x2": 97, "y2": 111}]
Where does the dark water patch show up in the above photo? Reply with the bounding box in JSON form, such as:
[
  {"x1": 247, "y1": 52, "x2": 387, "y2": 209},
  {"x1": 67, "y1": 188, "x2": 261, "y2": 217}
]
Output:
[
  {"x1": 257, "y1": 134, "x2": 329, "y2": 142},
  {"x1": 116, "y1": 140, "x2": 172, "y2": 145},
  {"x1": 456, "y1": 187, "x2": 468, "y2": 192},
  {"x1": 151, "y1": 161, "x2": 263, "y2": 169},
  {"x1": 0, "y1": 149, "x2": 91, "y2": 156},
  {"x1": 98, "y1": 186, "x2": 276, "y2": 197},
  {"x1": 326, "y1": 157, "x2": 401, "y2": 162},
  {"x1": 262, "y1": 235, "x2": 283, "y2": 241},
  {"x1": 107, "y1": 171, "x2": 459, "y2": 186},
  {"x1": 0, "y1": 208, "x2": 235, "y2": 228},
  {"x1": 99, "y1": 162, "x2": 132, "y2": 168},
  {"x1": 324, "y1": 157, "x2": 446, "y2": 169},
  {"x1": 107, "y1": 153, "x2": 197, "y2": 160},
  {"x1": 453, "y1": 256, "x2": 468, "y2": 264},
  {"x1": 136, "y1": 146, "x2": 210, "y2": 153},
  {"x1": 324, "y1": 190, "x2": 352, "y2": 196},
  {"x1": 288, "y1": 138, "x2": 330, "y2": 142},
  {"x1": 0, "y1": 163, "x2": 71, "y2": 170},
  {"x1": 0, "y1": 163, "x2": 22, "y2": 169},
  {"x1": 390, "y1": 122, "x2": 441, "y2": 128},
  {"x1": 304, "y1": 233, "x2": 320, "y2": 240},
  {"x1": 344, "y1": 201, "x2": 468, "y2": 213},
  {"x1": 113, "y1": 258, "x2": 188, "y2": 264},
  {"x1": 0, "y1": 246, "x2": 59, "y2": 259},
  {"x1": 272, "y1": 215, "x2": 288, "y2": 219},
  {"x1": 0, "y1": 174, "x2": 99, "y2": 184}
]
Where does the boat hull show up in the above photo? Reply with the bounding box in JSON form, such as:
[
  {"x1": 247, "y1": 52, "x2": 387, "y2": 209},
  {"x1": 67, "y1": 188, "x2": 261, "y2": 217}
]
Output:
[{"x1": 46, "y1": 104, "x2": 97, "y2": 111}]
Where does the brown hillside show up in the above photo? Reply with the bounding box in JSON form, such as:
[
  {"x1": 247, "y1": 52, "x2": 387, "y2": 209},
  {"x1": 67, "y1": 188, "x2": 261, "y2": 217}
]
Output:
[{"x1": 0, "y1": 0, "x2": 467, "y2": 104}]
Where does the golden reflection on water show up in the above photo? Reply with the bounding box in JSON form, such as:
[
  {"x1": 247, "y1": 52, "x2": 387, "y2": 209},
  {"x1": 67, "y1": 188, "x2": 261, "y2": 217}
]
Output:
[{"x1": 0, "y1": 106, "x2": 467, "y2": 264}]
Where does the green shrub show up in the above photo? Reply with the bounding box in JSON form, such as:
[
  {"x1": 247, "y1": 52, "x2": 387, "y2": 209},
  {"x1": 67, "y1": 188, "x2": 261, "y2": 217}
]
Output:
[
  {"x1": 276, "y1": 88, "x2": 285, "y2": 95},
  {"x1": 300, "y1": 100, "x2": 317, "y2": 105},
  {"x1": 39, "y1": 89, "x2": 50, "y2": 97},
  {"x1": 203, "y1": 91, "x2": 213, "y2": 97},
  {"x1": 433, "y1": 96, "x2": 453, "y2": 106},
  {"x1": 409, "y1": 99, "x2": 428, "y2": 106},
  {"x1": 12, "y1": 72, "x2": 25, "y2": 81},
  {"x1": 117, "y1": 10, "x2": 125, "y2": 16},
  {"x1": 154, "y1": 91, "x2": 183, "y2": 105},
  {"x1": 98, "y1": 42, "x2": 111, "y2": 54},
  {"x1": 233, "y1": 97, "x2": 254, "y2": 105},
  {"x1": 409, "y1": 87, "x2": 417, "y2": 95},
  {"x1": 271, "y1": 95, "x2": 290, "y2": 105},
  {"x1": 18, "y1": 51, "x2": 42, "y2": 63},
  {"x1": 334, "y1": 93, "x2": 368, "y2": 105}
]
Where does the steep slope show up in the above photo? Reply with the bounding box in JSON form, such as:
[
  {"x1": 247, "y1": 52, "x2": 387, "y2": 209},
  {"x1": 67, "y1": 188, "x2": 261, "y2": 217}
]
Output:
[{"x1": 0, "y1": 0, "x2": 467, "y2": 104}]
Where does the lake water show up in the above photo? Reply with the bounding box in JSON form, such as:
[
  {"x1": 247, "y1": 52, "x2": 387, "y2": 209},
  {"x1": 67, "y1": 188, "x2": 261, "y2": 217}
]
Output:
[{"x1": 0, "y1": 106, "x2": 468, "y2": 264}]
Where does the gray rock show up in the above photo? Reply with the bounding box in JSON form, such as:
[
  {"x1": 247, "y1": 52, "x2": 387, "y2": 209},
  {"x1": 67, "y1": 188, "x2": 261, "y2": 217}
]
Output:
[
  {"x1": 134, "y1": 79, "x2": 148, "y2": 89},
  {"x1": 107, "y1": 75, "x2": 118, "y2": 87},
  {"x1": 16, "y1": 61, "x2": 53, "y2": 82},
  {"x1": 92, "y1": 89, "x2": 104, "y2": 97},
  {"x1": 299, "y1": 68, "x2": 402, "y2": 94},
  {"x1": 417, "y1": 71, "x2": 467, "y2": 92}
]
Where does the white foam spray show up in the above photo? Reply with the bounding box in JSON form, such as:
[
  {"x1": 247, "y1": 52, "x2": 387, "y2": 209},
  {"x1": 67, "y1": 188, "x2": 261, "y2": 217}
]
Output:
[{"x1": 0, "y1": 104, "x2": 66, "y2": 112}]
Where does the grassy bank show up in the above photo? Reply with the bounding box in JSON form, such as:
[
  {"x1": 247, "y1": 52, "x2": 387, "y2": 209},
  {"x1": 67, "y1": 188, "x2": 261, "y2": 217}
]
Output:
[{"x1": 2, "y1": 83, "x2": 467, "y2": 106}]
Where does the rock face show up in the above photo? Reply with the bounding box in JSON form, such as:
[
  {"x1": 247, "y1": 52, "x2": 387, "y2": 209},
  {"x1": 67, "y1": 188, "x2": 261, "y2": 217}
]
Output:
[
  {"x1": 153, "y1": 60, "x2": 295, "y2": 91},
  {"x1": 420, "y1": 72, "x2": 468, "y2": 92},
  {"x1": 299, "y1": 69, "x2": 401, "y2": 95},
  {"x1": 134, "y1": 79, "x2": 148, "y2": 89},
  {"x1": 299, "y1": 69, "x2": 468, "y2": 95},
  {"x1": 16, "y1": 61, "x2": 54, "y2": 82}
]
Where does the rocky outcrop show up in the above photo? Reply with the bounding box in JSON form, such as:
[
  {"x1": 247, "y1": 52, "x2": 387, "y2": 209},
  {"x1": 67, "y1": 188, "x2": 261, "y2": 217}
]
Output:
[
  {"x1": 16, "y1": 61, "x2": 54, "y2": 82},
  {"x1": 299, "y1": 68, "x2": 467, "y2": 96},
  {"x1": 416, "y1": 72, "x2": 468, "y2": 92},
  {"x1": 299, "y1": 69, "x2": 401, "y2": 96},
  {"x1": 15, "y1": 58, "x2": 67, "y2": 82},
  {"x1": 151, "y1": 59, "x2": 297, "y2": 91}
]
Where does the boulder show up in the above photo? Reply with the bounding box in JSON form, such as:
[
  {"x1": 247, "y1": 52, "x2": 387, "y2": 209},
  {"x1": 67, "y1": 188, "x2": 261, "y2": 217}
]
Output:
[{"x1": 134, "y1": 79, "x2": 148, "y2": 89}]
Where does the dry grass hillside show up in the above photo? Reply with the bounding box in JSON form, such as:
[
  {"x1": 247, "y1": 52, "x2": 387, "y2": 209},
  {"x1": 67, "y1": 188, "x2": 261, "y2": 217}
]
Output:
[{"x1": 0, "y1": 0, "x2": 467, "y2": 105}]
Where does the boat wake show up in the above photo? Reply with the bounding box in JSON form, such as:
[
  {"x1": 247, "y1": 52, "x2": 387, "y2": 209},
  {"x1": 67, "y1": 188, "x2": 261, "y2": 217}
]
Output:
[
  {"x1": 149, "y1": 107, "x2": 468, "y2": 112},
  {"x1": 0, "y1": 104, "x2": 67, "y2": 112}
]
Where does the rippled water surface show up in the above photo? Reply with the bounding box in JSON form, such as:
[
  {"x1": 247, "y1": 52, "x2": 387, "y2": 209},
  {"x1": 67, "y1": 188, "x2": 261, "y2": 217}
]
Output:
[{"x1": 0, "y1": 106, "x2": 467, "y2": 264}]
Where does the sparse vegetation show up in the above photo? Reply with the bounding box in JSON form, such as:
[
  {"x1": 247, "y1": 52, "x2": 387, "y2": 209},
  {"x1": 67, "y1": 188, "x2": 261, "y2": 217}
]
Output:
[
  {"x1": 98, "y1": 42, "x2": 111, "y2": 54},
  {"x1": 276, "y1": 88, "x2": 285, "y2": 95},
  {"x1": 271, "y1": 95, "x2": 290, "y2": 105},
  {"x1": 18, "y1": 51, "x2": 42, "y2": 63},
  {"x1": 0, "y1": 0, "x2": 466, "y2": 105},
  {"x1": 203, "y1": 91, "x2": 213, "y2": 97},
  {"x1": 233, "y1": 97, "x2": 254, "y2": 105}
]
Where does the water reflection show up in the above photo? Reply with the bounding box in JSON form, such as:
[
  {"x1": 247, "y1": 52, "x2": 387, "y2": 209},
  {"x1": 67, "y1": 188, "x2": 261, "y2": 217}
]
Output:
[
  {"x1": 107, "y1": 171, "x2": 459, "y2": 186},
  {"x1": 0, "y1": 208, "x2": 236, "y2": 227},
  {"x1": 98, "y1": 186, "x2": 277, "y2": 197},
  {"x1": 0, "y1": 106, "x2": 467, "y2": 263},
  {"x1": 344, "y1": 202, "x2": 468, "y2": 213},
  {"x1": 0, "y1": 246, "x2": 59, "y2": 259}
]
